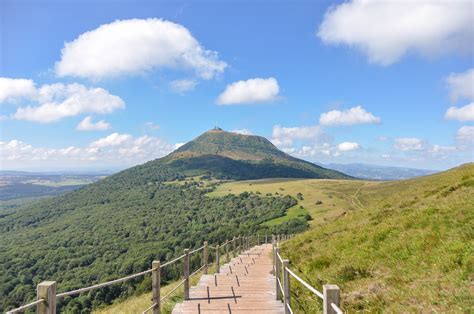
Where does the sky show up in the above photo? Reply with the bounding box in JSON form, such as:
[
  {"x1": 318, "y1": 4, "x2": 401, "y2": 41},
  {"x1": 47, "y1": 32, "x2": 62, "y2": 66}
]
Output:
[{"x1": 1, "y1": 0, "x2": 473, "y2": 171}]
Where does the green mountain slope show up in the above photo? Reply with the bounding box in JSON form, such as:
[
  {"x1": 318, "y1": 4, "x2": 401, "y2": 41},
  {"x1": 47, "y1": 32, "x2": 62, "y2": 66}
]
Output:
[{"x1": 159, "y1": 129, "x2": 351, "y2": 180}]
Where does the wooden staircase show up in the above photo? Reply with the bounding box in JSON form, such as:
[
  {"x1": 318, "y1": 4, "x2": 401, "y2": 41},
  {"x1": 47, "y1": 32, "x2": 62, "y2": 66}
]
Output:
[{"x1": 172, "y1": 244, "x2": 284, "y2": 313}]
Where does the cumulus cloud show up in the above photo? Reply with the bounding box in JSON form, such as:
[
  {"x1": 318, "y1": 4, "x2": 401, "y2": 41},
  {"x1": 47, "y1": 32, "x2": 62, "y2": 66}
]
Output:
[
  {"x1": 89, "y1": 133, "x2": 132, "y2": 148},
  {"x1": 76, "y1": 116, "x2": 111, "y2": 131},
  {"x1": 445, "y1": 102, "x2": 474, "y2": 121},
  {"x1": 319, "y1": 106, "x2": 381, "y2": 126},
  {"x1": 170, "y1": 79, "x2": 197, "y2": 93},
  {"x1": 232, "y1": 129, "x2": 253, "y2": 135},
  {"x1": 456, "y1": 126, "x2": 474, "y2": 148},
  {"x1": 271, "y1": 124, "x2": 326, "y2": 148},
  {"x1": 394, "y1": 137, "x2": 425, "y2": 151},
  {"x1": 318, "y1": 0, "x2": 473, "y2": 65},
  {"x1": 0, "y1": 133, "x2": 175, "y2": 169},
  {"x1": 0, "y1": 78, "x2": 37, "y2": 103},
  {"x1": 217, "y1": 77, "x2": 280, "y2": 105},
  {"x1": 445, "y1": 69, "x2": 474, "y2": 102},
  {"x1": 55, "y1": 18, "x2": 226, "y2": 80},
  {"x1": 10, "y1": 82, "x2": 124, "y2": 123},
  {"x1": 337, "y1": 142, "x2": 360, "y2": 152}
]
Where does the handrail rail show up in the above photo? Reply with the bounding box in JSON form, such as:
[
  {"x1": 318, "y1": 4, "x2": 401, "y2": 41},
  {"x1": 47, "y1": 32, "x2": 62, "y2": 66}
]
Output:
[
  {"x1": 142, "y1": 302, "x2": 157, "y2": 314},
  {"x1": 276, "y1": 252, "x2": 284, "y2": 264},
  {"x1": 331, "y1": 302, "x2": 343, "y2": 314},
  {"x1": 277, "y1": 277, "x2": 284, "y2": 295},
  {"x1": 161, "y1": 253, "x2": 186, "y2": 268},
  {"x1": 284, "y1": 266, "x2": 324, "y2": 299},
  {"x1": 57, "y1": 268, "x2": 155, "y2": 298},
  {"x1": 160, "y1": 279, "x2": 186, "y2": 302},
  {"x1": 189, "y1": 245, "x2": 205, "y2": 255},
  {"x1": 6, "y1": 298, "x2": 45, "y2": 314}
]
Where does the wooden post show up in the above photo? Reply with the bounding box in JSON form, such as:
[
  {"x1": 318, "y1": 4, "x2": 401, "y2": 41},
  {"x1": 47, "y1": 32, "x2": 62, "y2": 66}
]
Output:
[
  {"x1": 226, "y1": 241, "x2": 230, "y2": 262},
  {"x1": 283, "y1": 260, "x2": 290, "y2": 313},
  {"x1": 239, "y1": 236, "x2": 243, "y2": 254},
  {"x1": 275, "y1": 245, "x2": 281, "y2": 300},
  {"x1": 232, "y1": 236, "x2": 236, "y2": 257},
  {"x1": 216, "y1": 244, "x2": 220, "y2": 273},
  {"x1": 152, "y1": 261, "x2": 161, "y2": 314},
  {"x1": 203, "y1": 241, "x2": 208, "y2": 274},
  {"x1": 183, "y1": 249, "x2": 190, "y2": 300},
  {"x1": 265, "y1": 234, "x2": 268, "y2": 244},
  {"x1": 272, "y1": 240, "x2": 276, "y2": 269},
  {"x1": 37, "y1": 281, "x2": 56, "y2": 314},
  {"x1": 323, "y1": 285, "x2": 340, "y2": 314}
]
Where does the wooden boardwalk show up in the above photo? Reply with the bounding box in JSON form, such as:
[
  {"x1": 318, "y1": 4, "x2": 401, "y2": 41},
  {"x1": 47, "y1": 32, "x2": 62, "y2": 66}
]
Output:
[{"x1": 172, "y1": 244, "x2": 284, "y2": 313}]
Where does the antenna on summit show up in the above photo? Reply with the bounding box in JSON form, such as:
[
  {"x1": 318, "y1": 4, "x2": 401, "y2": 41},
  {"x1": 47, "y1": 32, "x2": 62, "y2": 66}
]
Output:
[{"x1": 213, "y1": 122, "x2": 222, "y2": 131}]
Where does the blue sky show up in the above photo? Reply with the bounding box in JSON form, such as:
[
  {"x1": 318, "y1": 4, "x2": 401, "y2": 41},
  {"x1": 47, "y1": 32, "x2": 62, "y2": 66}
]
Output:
[{"x1": 1, "y1": 0, "x2": 473, "y2": 171}]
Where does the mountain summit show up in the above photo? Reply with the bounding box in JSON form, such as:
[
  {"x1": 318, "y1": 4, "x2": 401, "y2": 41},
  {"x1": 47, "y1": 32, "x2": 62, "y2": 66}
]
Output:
[{"x1": 142, "y1": 128, "x2": 351, "y2": 180}]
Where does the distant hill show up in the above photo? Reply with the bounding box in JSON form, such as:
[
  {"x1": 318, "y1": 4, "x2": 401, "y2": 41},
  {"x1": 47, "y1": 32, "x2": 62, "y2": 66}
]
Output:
[{"x1": 322, "y1": 162, "x2": 437, "y2": 180}]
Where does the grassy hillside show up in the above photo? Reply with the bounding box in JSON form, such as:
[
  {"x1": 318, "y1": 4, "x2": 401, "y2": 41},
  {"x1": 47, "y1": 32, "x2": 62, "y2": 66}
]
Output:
[{"x1": 207, "y1": 164, "x2": 474, "y2": 312}]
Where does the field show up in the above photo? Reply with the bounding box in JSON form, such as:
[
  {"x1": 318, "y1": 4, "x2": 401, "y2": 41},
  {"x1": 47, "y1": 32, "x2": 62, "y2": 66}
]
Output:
[{"x1": 208, "y1": 178, "x2": 370, "y2": 226}]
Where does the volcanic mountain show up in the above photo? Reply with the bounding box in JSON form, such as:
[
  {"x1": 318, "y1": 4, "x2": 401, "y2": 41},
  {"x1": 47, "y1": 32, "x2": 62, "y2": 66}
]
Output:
[{"x1": 128, "y1": 128, "x2": 351, "y2": 181}]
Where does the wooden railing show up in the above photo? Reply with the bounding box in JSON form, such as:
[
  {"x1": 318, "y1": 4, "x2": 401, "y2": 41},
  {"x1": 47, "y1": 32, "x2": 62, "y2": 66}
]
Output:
[
  {"x1": 272, "y1": 239, "x2": 343, "y2": 314},
  {"x1": 6, "y1": 234, "x2": 279, "y2": 314}
]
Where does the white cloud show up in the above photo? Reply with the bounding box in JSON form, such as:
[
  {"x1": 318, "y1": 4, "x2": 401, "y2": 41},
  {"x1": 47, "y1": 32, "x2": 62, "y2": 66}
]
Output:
[
  {"x1": 89, "y1": 133, "x2": 132, "y2": 148},
  {"x1": 377, "y1": 136, "x2": 388, "y2": 141},
  {"x1": 456, "y1": 126, "x2": 474, "y2": 147},
  {"x1": 271, "y1": 124, "x2": 325, "y2": 148},
  {"x1": 0, "y1": 78, "x2": 37, "y2": 103},
  {"x1": 318, "y1": 0, "x2": 473, "y2": 65},
  {"x1": 76, "y1": 116, "x2": 111, "y2": 131},
  {"x1": 394, "y1": 137, "x2": 425, "y2": 151},
  {"x1": 145, "y1": 122, "x2": 161, "y2": 130},
  {"x1": 170, "y1": 79, "x2": 197, "y2": 93},
  {"x1": 337, "y1": 142, "x2": 360, "y2": 151},
  {"x1": 232, "y1": 129, "x2": 253, "y2": 135},
  {"x1": 11, "y1": 83, "x2": 124, "y2": 123},
  {"x1": 446, "y1": 69, "x2": 474, "y2": 102},
  {"x1": 217, "y1": 77, "x2": 280, "y2": 105},
  {"x1": 429, "y1": 144, "x2": 457, "y2": 153},
  {"x1": 319, "y1": 106, "x2": 381, "y2": 126},
  {"x1": 55, "y1": 18, "x2": 226, "y2": 80},
  {"x1": 0, "y1": 133, "x2": 175, "y2": 169},
  {"x1": 173, "y1": 142, "x2": 185, "y2": 150},
  {"x1": 445, "y1": 102, "x2": 474, "y2": 121}
]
